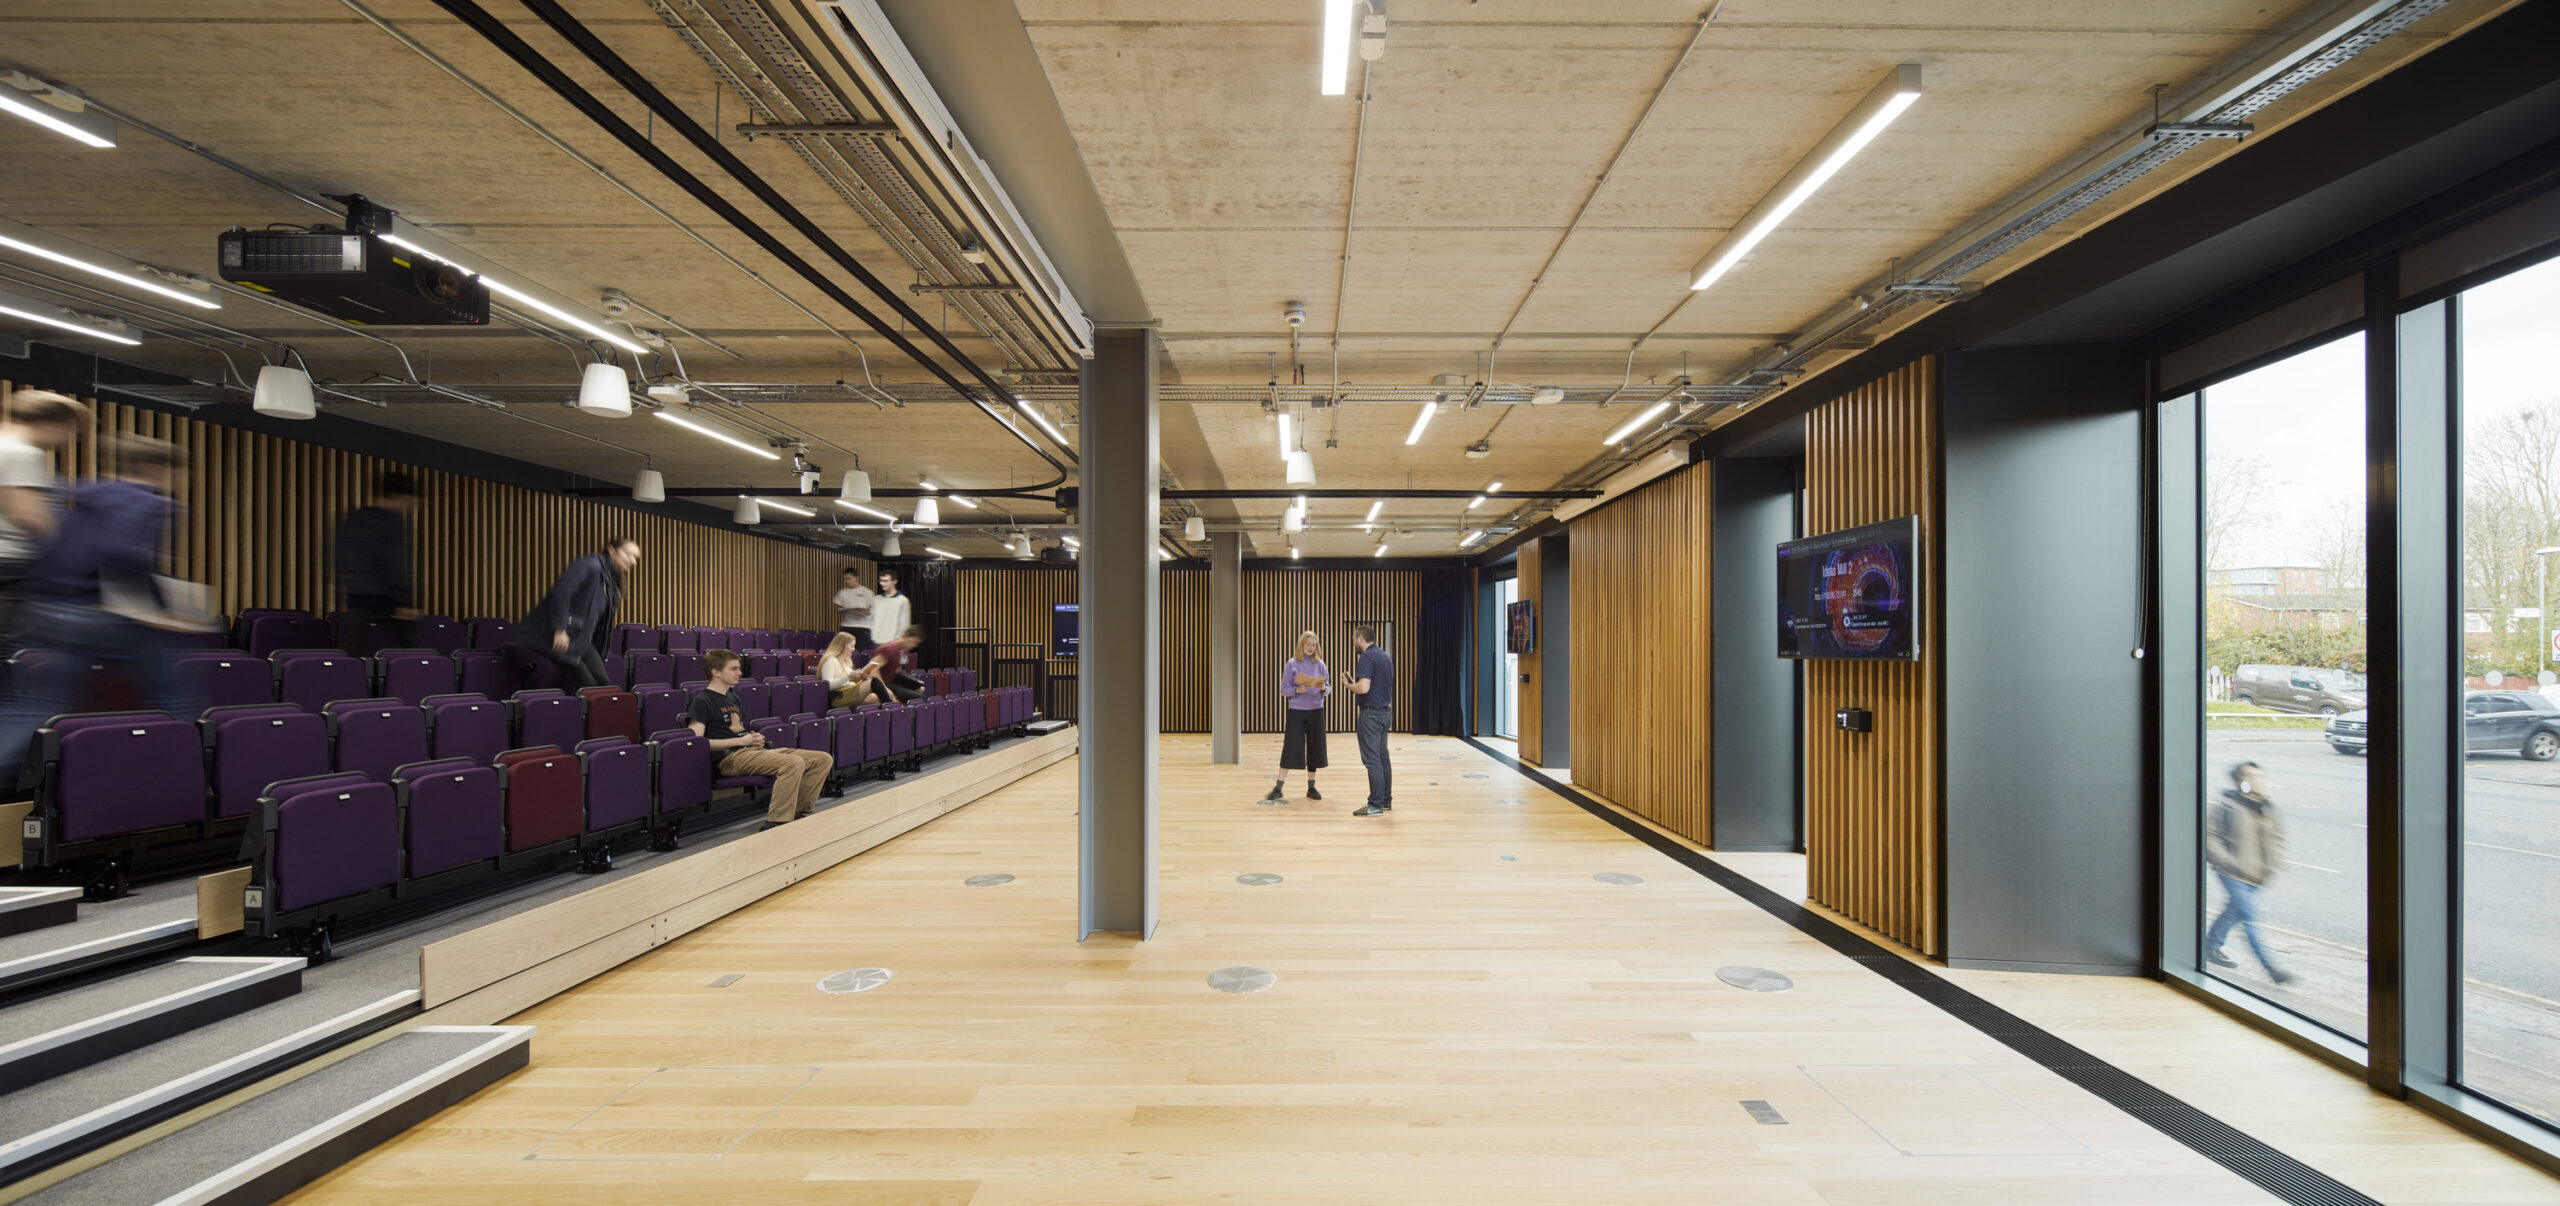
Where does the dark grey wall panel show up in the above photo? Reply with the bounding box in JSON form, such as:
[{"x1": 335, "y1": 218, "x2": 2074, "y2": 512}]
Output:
[
  {"x1": 1539, "y1": 535, "x2": 1572, "y2": 768},
  {"x1": 1711, "y1": 458, "x2": 1800, "y2": 851},
  {"x1": 1942, "y1": 346, "x2": 2147, "y2": 973}
]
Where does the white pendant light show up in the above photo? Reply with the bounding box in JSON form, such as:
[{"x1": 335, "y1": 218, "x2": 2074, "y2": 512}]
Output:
[
  {"x1": 1013, "y1": 535, "x2": 1035, "y2": 559},
  {"x1": 1284, "y1": 449, "x2": 1315, "y2": 485},
  {"x1": 913, "y1": 495, "x2": 941, "y2": 526},
  {"x1": 632, "y1": 468, "x2": 665, "y2": 503},
  {"x1": 881, "y1": 530, "x2": 902, "y2": 557},
  {"x1": 1282, "y1": 505, "x2": 1305, "y2": 534},
  {"x1": 733, "y1": 495, "x2": 761, "y2": 524},
  {"x1": 252, "y1": 365, "x2": 316, "y2": 420},
  {"x1": 838, "y1": 468, "x2": 872, "y2": 504},
  {"x1": 576, "y1": 362, "x2": 632, "y2": 417},
  {"x1": 1183, "y1": 516, "x2": 1205, "y2": 542}
]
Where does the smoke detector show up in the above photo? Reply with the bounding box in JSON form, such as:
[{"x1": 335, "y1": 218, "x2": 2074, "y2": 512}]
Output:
[
  {"x1": 1530, "y1": 386, "x2": 1564, "y2": 406},
  {"x1": 1283, "y1": 300, "x2": 1307, "y2": 328},
  {"x1": 1465, "y1": 441, "x2": 1492, "y2": 460},
  {"x1": 645, "y1": 383, "x2": 687, "y2": 406}
]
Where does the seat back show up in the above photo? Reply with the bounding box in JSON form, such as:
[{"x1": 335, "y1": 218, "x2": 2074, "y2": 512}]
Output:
[
  {"x1": 395, "y1": 757, "x2": 501, "y2": 877},
  {"x1": 455, "y1": 649, "x2": 508, "y2": 700},
  {"x1": 981, "y1": 690, "x2": 1000, "y2": 734},
  {"x1": 513, "y1": 689, "x2": 585, "y2": 752},
  {"x1": 885, "y1": 701, "x2": 913, "y2": 755},
  {"x1": 859, "y1": 703, "x2": 890, "y2": 759},
  {"x1": 735, "y1": 679, "x2": 774, "y2": 723},
  {"x1": 325, "y1": 697, "x2": 430, "y2": 783},
  {"x1": 264, "y1": 772, "x2": 397, "y2": 914},
  {"x1": 579, "y1": 687, "x2": 641, "y2": 744},
  {"x1": 202, "y1": 703, "x2": 329, "y2": 819},
  {"x1": 629, "y1": 652, "x2": 673, "y2": 689},
  {"x1": 328, "y1": 611, "x2": 401, "y2": 658},
  {"x1": 414, "y1": 616, "x2": 465, "y2": 655},
  {"x1": 175, "y1": 651, "x2": 275, "y2": 709},
  {"x1": 598, "y1": 652, "x2": 628, "y2": 690},
  {"x1": 743, "y1": 652, "x2": 777, "y2": 680},
  {"x1": 750, "y1": 717, "x2": 795, "y2": 749},
  {"x1": 45, "y1": 712, "x2": 208, "y2": 842},
  {"x1": 827, "y1": 708, "x2": 865, "y2": 770},
  {"x1": 790, "y1": 713, "x2": 828, "y2": 755},
  {"x1": 495, "y1": 745, "x2": 582, "y2": 852},
  {"x1": 465, "y1": 617, "x2": 511, "y2": 650},
  {"x1": 649, "y1": 728, "x2": 711, "y2": 815},
  {"x1": 376, "y1": 649, "x2": 458, "y2": 705},
  {"x1": 422, "y1": 693, "x2": 509, "y2": 766},
  {"x1": 638, "y1": 687, "x2": 687, "y2": 737},
  {"x1": 243, "y1": 612, "x2": 330, "y2": 659},
  {"x1": 274, "y1": 651, "x2": 370, "y2": 714},
  {"x1": 611, "y1": 623, "x2": 650, "y2": 655},
  {"x1": 662, "y1": 626, "x2": 698, "y2": 655},
  {"x1": 577, "y1": 737, "x2": 652, "y2": 830},
  {"x1": 747, "y1": 629, "x2": 774, "y2": 651},
  {"x1": 718, "y1": 627, "x2": 749, "y2": 653},
  {"x1": 788, "y1": 677, "x2": 826, "y2": 717}
]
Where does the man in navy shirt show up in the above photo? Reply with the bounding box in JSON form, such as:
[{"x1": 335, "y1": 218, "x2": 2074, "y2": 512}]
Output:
[{"x1": 1342, "y1": 624, "x2": 1396, "y2": 816}]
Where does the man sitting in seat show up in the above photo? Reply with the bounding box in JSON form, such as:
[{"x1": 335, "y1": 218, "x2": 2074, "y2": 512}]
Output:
[
  {"x1": 689, "y1": 649, "x2": 834, "y2": 830},
  {"x1": 849, "y1": 625, "x2": 927, "y2": 706}
]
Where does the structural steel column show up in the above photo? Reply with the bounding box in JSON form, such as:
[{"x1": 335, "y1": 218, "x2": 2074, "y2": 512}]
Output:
[
  {"x1": 1077, "y1": 326, "x2": 1160, "y2": 939},
  {"x1": 1209, "y1": 530, "x2": 1242, "y2": 763}
]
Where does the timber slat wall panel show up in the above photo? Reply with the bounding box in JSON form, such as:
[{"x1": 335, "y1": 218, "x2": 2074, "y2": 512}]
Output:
[
  {"x1": 3, "y1": 389, "x2": 856, "y2": 633},
  {"x1": 951, "y1": 567, "x2": 1207, "y2": 728},
  {"x1": 1566, "y1": 463, "x2": 1713, "y2": 845},
  {"x1": 1802, "y1": 358, "x2": 1942, "y2": 956},
  {"x1": 1518, "y1": 542, "x2": 1544, "y2": 764},
  {"x1": 1242, "y1": 569, "x2": 1420, "y2": 734}
]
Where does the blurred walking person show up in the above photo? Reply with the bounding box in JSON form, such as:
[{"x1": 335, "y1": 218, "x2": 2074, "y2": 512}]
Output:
[
  {"x1": 0, "y1": 389, "x2": 86, "y2": 653},
  {"x1": 1263, "y1": 629, "x2": 1330, "y2": 802},
  {"x1": 334, "y1": 471, "x2": 419, "y2": 650},
  {"x1": 505, "y1": 537, "x2": 638, "y2": 691},
  {"x1": 0, "y1": 436, "x2": 200, "y2": 786},
  {"x1": 2206, "y1": 761, "x2": 2294, "y2": 984}
]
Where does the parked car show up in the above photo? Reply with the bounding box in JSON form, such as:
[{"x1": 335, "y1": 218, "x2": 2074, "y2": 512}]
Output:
[
  {"x1": 2325, "y1": 691, "x2": 2560, "y2": 759},
  {"x1": 2233, "y1": 664, "x2": 2367, "y2": 717}
]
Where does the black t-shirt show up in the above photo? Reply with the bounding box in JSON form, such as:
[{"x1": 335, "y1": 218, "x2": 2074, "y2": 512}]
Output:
[
  {"x1": 1356, "y1": 645, "x2": 1395, "y2": 708},
  {"x1": 687, "y1": 687, "x2": 748, "y2": 741}
]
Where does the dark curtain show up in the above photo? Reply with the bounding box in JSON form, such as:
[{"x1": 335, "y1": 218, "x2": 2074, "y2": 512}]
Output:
[
  {"x1": 899, "y1": 558, "x2": 956, "y2": 661},
  {"x1": 1411, "y1": 569, "x2": 1468, "y2": 735}
]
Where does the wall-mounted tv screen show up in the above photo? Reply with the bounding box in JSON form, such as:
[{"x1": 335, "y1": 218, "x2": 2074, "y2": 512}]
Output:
[
  {"x1": 1778, "y1": 516, "x2": 1921, "y2": 661},
  {"x1": 1052, "y1": 603, "x2": 1079, "y2": 659},
  {"x1": 1506, "y1": 599, "x2": 1536, "y2": 655}
]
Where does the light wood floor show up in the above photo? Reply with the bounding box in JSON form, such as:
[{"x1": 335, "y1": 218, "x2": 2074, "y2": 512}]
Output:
[{"x1": 282, "y1": 735, "x2": 2560, "y2": 1205}]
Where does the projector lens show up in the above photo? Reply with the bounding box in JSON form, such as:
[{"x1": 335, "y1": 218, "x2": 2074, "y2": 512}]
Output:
[{"x1": 417, "y1": 261, "x2": 469, "y2": 304}]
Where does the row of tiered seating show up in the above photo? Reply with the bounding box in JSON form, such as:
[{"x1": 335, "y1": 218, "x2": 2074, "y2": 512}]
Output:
[
  {"x1": 235, "y1": 609, "x2": 837, "y2": 661},
  {"x1": 238, "y1": 686, "x2": 1037, "y2": 956},
  {"x1": 166, "y1": 647, "x2": 829, "y2": 712}
]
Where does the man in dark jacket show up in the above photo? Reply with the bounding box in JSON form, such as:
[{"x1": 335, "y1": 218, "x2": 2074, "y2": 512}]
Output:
[
  {"x1": 0, "y1": 436, "x2": 198, "y2": 786},
  {"x1": 505, "y1": 537, "x2": 639, "y2": 690},
  {"x1": 2205, "y1": 761, "x2": 2292, "y2": 984},
  {"x1": 334, "y1": 472, "x2": 417, "y2": 649}
]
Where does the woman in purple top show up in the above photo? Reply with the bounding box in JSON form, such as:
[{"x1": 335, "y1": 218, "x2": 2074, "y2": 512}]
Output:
[{"x1": 1264, "y1": 630, "x2": 1331, "y2": 802}]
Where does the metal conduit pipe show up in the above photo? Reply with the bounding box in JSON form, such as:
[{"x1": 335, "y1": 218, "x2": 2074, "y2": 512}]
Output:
[{"x1": 477, "y1": 0, "x2": 1075, "y2": 469}]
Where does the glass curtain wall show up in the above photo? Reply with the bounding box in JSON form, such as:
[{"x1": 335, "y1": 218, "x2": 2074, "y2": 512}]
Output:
[
  {"x1": 1498, "y1": 576, "x2": 1519, "y2": 738},
  {"x1": 2197, "y1": 332, "x2": 2371, "y2": 1042},
  {"x1": 2455, "y1": 253, "x2": 2560, "y2": 1127}
]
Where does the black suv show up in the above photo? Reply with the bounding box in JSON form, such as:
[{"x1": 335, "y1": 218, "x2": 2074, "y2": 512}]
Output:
[{"x1": 2326, "y1": 690, "x2": 2560, "y2": 760}]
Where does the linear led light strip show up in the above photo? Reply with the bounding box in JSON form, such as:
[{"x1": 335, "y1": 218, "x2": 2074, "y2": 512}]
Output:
[
  {"x1": 654, "y1": 408, "x2": 780, "y2": 460},
  {"x1": 379, "y1": 234, "x2": 647, "y2": 355},
  {"x1": 1601, "y1": 400, "x2": 1675, "y2": 446},
  {"x1": 1320, "y1": 0, "x2": 1355, "y2": 95},
  {"x1": 1689, "y1": 64, "x2": 1923, "y2": 292},
  {"x1": 0, "y1": 76, "x2": 114, "y2": 148},
  {"x1": 0, "y1": 224, "x2": 218, "y2": 309},
  {"x1": 838, "y1": 500, "x2": 897, "y2": 521},
  {"x1": 756, "y1": 497, "x2": 815, "y2": 517},
  {"x1": 927, "y1": 546, "x2": 963, "y2": 560},
  {"x1": 0, "y1": 287, "x2": 139, "y2": 346}
]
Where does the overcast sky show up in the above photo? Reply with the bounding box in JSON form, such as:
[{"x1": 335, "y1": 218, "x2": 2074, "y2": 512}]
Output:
[{"x1": 2203, "y1": 253, "x2": 2557, "y2": 568}]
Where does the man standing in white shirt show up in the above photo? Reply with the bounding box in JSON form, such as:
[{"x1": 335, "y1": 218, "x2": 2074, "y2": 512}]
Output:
[
  {"x1": 832, "y1": 566, "x2": 876, "y2": 648},
  {"x1": 870, "y1": 567, "x2": 913, "y2": 657},
  {"x1": 0, "y1": 390, "x2": 85, "y2": 651}
]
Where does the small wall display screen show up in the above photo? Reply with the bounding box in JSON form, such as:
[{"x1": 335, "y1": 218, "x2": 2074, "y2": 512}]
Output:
[
  {"x1": 1506, "y1": 599, "x2": 1537, "y2": 655},
  {"x1": 1052, "y1": 603, "x2": 1079, "y2": 659},
  {"x1": 1777, "y1": 516, "x2": 1921, "y2": 661}
]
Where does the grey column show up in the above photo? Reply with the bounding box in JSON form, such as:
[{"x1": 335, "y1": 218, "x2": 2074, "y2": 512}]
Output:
[
  {"x1": 1209, "y1": 530, "x2": 1242, "y2": 763},
  {"x1": 1078, "y1": 326, "x2": 1160, "y2": 940}
]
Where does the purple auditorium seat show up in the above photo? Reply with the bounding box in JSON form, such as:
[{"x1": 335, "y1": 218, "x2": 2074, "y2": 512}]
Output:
[
  {"x1": 496, "y1": 746, "x2": 582, "y2": 854},
  {"x1": 395, "y1": 757, "x2": 501, "y2": 878},
  {"x1": 201, "y1": 704, "x2": 330, "y2": 820},
  {"x1": 329, "y1": 610, "x2": 400, "y2": 658},
  {"x1": 243, "y1": 612, "x2": 331, "y2": 659},
  {"x1": 749, "y1": 717, "x2": 795, "y2": 749},
  {"x1": 611, "y1": 623, "x2": 647, "y2": 655},
  {"x1": 677, "y1": 679, "x2": 709, "y2": 695},
  {"x1": 466, "y1": 618, "x2": 510, "y2": 650},
  {"x1": 325, "y1": 698, "x2": 429, "y2": 784},
  {"x1": 790, "y1": 713, "x2": 828, "y2": 762},
  {"x1": 577, "y1": 737, "x2": 652, "y2": 831},
  {"x1": 456, "y1": 650, "x2": 507, "y2": 701},
  {"x1": 691, "y1": 627, "x2": 719, "y2": 656},
  {"x1": 629, "y1": 652, "x2": 672, "y2": 689},
  {"x1": 274, "y1": 650, "x2": 370, "y2": 714},
  {"x1": 422, "y1": 693, "x2": 509, "y2": 766},
  {"x1": 827, "y1": 708, "x2": 865, "y2": 776},
  {"x1": 175, "y1": 650, "x2": 275, "y2": 709},
  {"x1": 718, "y1": 628, "x2": 750, "y2": 654},
  {"x1": 858, "y1": 704, "x2": 894, "y2": 779},
  {"x1": 414, "y1": 617, "x2": 465, "y2": 656},
  {"x1": 787, "y1": 677, "x2": 826, "y2": 717},
  {"x1": 260, "y1": 772, "x2": 397, "y2": 915},
  {"x1": 740, "y1": 653, "x2": 773, "y2": 681},
  {"x1": 638, "y1": 687, "x2": 686, "y2": 737},
  {"x1": 579, "y1": 687, "x2": 641, "y2": 744},
  {"x1": 376, "y1": 649, "x2": 457, "y2": 705},
  {"x1": 230, "y1": 608, "x2": 297, "y2": 648},
  {"x1": 918, "y1": 697, "x2": 945, "y2": 751},
  {"x1": 747, "y1": 629, "x2": 774, "y2": 651},
  {"x1": 598, "y1": 653, "x2": 629, "y2": 690},
  {"x1": 735, "y1": 680, "x2": 774, "y2": 723},
  {"x1": 953, "y1": 668, "x2": 975, "y2": 695},
  {"x1": 649, "y1": 727, "x2": 711, "y2": 820},
  {"x1": 885, "y1": 700, "x2": 914, "y2": 763},
  {"x1": 512, "y1": 689, "x2": 584, "y2": 752},
  {"x1": 662, "y1": 627, "x2": 698, "y2": 655},
  {"x1": 37, "y1": 712, "x2": 208, "y2": 845},
  {"x1": 502, "y1": 643, "x2": 562, "y2": 693}
]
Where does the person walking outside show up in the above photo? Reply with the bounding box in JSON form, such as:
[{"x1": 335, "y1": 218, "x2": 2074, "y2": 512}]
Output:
[
  {"x1": 1263, "y1": 629, "x2": 1330, "y2": 803},
  {"x1": 0, "y1": 436, "x2": 201, "y2": 786},
  {"x1": 0, "y1": 389, "x2": 85, "y2": 653},
  {"x1": 688, "y1": 649, "x2": 834, "y2": 830},
  {"x1": 334, "y1": 471, "x2": 418, "y2": 651},
  {"x1": 1343, "y1": 624, "x2": 1394, "y2": 816},
  {"x1": 2205, "y1": 761, "x2": 2293, "y2": 984},
  {"x1": 832, "y1": 565, "x2": 875, "y2": 649},
  {"x1": 505, "y1": 537, "x2": 637, "y2": 690}
]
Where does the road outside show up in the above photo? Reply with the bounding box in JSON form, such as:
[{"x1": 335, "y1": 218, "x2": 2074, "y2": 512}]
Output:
[{"x1": 2203, "y1": 724, "x2": 2560, "y2": 1125}]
